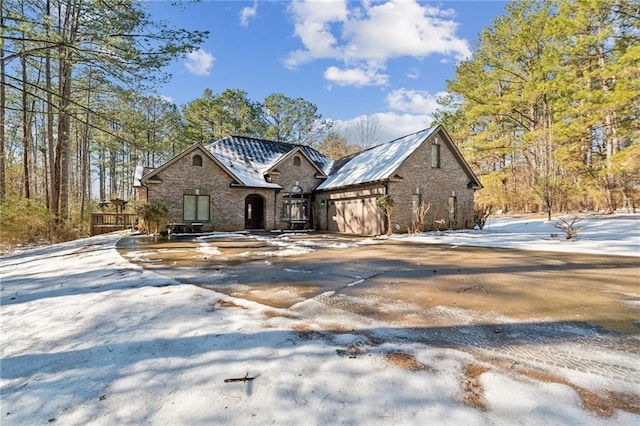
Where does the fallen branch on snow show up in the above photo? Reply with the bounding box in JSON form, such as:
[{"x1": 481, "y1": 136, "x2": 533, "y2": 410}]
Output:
[{"x1": 224, "y1": 373, "x2": 256, "y2": 383}]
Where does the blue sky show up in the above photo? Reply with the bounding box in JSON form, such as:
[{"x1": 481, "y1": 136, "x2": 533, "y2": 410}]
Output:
[{"x1": 148, "y1": 0, "x2": 508, "y2": 142}]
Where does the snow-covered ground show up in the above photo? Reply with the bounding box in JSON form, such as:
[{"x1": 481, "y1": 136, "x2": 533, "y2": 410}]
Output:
[
  {"x1": 1, "y1": 214, "x2": 638, "y2": 425},
  {"x1": 393, "y1": 213, "x2": 640, "y2": 257}
]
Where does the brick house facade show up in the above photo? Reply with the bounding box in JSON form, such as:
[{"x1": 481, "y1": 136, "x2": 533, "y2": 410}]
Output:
[{"x1": 133, "y1": 126, "x2": 482, "y2": 235}]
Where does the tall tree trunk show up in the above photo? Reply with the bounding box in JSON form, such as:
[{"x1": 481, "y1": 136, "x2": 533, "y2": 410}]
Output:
[
  {"x1": 45, "y1": 0, "x2": 54, "y2": 210},
  {"x1": 109, "y1": 146, "x2": 117, "y2": 199},
  {"x1": 55, "y1": 61, "x2": 73, "y2": 221},
  {"x1": 597, "y1": 16, "x2": 618, "y2": 213},
  {"x1": 54, "y1": 0, "x2": 80, "y2": 221},
  {"x1": 99, "y1": 145, "x2": 106, "y2": 202},
  {"x1": 55, "y1": 57, "x2": 73, "y2": 220},
  {"x1": 80, "y1": 68, "x2": 92, "y2": 218},
  {"x1": 21, "y1": 55, "x2": 31, "y2": 199},
  {"x1": 0, "y1": 0, "x2": 6, "y2": 203}
]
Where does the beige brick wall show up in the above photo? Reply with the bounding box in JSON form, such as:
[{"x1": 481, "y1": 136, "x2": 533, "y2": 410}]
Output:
[
  {"x1": 389, "y1": 129, "x2": 476, "y2": 232},
  {"x1": 269, "y1": 152, "x2": 325, "y2": 230},
  {"x1": 143, "y1": 147, "x2": 327, "y2": 232},
  {"x1": 145, "y1": 147, "x2": 275, "y2": 232},
  {"x1": 139, "y1": 134, "x2": 477, "y2": 234},
  {"x1": 313, "y1": 129, "x2": 477, "y2": 234}
]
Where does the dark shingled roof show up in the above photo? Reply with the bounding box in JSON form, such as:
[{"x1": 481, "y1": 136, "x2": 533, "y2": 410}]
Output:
[{"x1": 206, "y1": 135, "x2": 333, "y2": 188}]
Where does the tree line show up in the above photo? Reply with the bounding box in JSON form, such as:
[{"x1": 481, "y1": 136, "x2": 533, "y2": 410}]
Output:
[
  {"x1": 2, "y1": 0, "x2": 638, "y2": 246},
  {"x1": 1, "y1": 0, "x2": 359, "y2": 242},
  {"x1": 436, "y1": 0, "x2": 639, "y2": 217},
  {"x1": 1, "y1": 0, "x2": 206, "y2": 225}
]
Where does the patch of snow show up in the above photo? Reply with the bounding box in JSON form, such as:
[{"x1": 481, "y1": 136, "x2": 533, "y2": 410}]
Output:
[
  {"x1": 392, "y1": 214, "x2": 640, "y2": 257},
  {"x1": 195, "y1": 240, "x2": 221, "y2": 257},
  {"x1": 195, "y1": 231, "x2": 250, "y2": 240},
  {"x1": 1, "y1": 216, "x2": 639, "y2": 424}
]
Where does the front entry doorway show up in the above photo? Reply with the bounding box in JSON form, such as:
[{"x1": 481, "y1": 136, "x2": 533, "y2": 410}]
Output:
[{"x1": 245, "y1": 194, "x2": 265, "y2": 229}]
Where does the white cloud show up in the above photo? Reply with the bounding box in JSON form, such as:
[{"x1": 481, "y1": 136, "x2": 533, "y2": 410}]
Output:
[
  {"x1": 285, "y1": 0, "x2": 348, "y2": 69},
  {"x1": 341, "y1": 1, "x2": 470, "y2": 61},
  {"x1": 324, "y1": 65, "x2": 389, "y2": 87},
  {"x1": 332, "y1": 112, "x2": 433, "y2": 145},
  {"x1": 406, "y1": 68, "x2": 420, "y2": 79},
  {"x1": 285, "y1": 0, "x2": 471, "y2": 86},
  {"x1": 185, "y1": 49, "x2": 215, "y2": 76},
  {"x1": 386, "y1": 89, "x2": 446, "y2": 114},
  {"x1": 240, "y1": 1, "x2": 258, "y2": 27}
]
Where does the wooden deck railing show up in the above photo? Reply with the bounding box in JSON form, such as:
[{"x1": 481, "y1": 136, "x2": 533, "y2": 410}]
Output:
[{"x1": 90, "y1": 213, "x2": 137, "y2": 236}]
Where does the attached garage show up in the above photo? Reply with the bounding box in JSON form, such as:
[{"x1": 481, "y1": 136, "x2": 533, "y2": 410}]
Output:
[{"x1": 314, "y1": 126, "x2": 482, "y2": 236}]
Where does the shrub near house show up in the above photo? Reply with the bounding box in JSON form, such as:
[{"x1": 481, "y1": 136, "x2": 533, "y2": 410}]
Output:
[{"x1": 133, "y1": 125, "x2": 482, "y2": 235}]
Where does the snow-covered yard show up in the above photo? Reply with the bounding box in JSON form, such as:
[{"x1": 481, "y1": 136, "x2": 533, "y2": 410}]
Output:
[
  {"x1": 393, "y1": 213, "x2": 640, "y2": 257},
  {"x1": 1, "y1": 214, "x2": 639, "y2": 424}
]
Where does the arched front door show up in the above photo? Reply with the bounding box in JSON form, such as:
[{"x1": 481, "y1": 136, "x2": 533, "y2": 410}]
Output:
[{"x1": 245, "y1": 194, "x2": 264, "y2": 229}]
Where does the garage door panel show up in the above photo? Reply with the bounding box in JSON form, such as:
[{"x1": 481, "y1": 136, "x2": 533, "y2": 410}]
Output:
[{"x1": 328, "y1": 198, "x2": 382, "y2": 235}]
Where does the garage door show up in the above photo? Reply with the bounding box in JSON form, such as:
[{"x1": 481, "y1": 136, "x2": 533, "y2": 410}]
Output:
[{"x1": 328, "y1": 198, "x2": 383, "y2": 235}]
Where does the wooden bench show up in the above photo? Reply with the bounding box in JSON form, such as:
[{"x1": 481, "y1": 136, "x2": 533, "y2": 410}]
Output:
[
  {"x1": 290, "y1": 220, "x2": 307, "y2": 230},
  {"x1": 168, "y1": 222, "x2": 186, "y2": 233}
]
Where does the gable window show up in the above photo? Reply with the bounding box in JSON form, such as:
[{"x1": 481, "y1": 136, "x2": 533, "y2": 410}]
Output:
[
  {"x1": 192, "y1": 154, "x2": 203, "y2": 166},
  {"x1": 293, "y1": 156, "x2": 301, "y2": 166},
  {"x1": 281, "y1": 184, "x2": 309, "y2": 222},
  {"x1": 431, "y1": 144, "x2": 441, "y2": 168},
  {"x1": 184, "y1": 194, "x2": 209, "y2": 221}
]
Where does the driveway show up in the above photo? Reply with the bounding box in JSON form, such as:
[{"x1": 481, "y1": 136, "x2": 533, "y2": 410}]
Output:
[
  {"x1": 117, "y1": 232, "x2": 639, "y2": 333},
  {"x1": 117, "y1": 232, "x2": 640, "y2": 391}
]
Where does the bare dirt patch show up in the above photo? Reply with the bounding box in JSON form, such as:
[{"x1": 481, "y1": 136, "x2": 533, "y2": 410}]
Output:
[
  {"x1": 515, "y1": 367, "x2": 640, "y2": 417},
  {"x1": 209, "y1": 299, "x2": 246, "y2": 310},
  {"x1": 335, "y1": 244, "x2": 640, "y2": 333},
  {"x1": 384, "y1": 352, "x2": 429, "y2": 371},
  {"x1": 264, "y1": 310, "x2": 297, "y2": 319},
  {"x1": 462, "y1": 363, "x2": 490, "y2": 410}
]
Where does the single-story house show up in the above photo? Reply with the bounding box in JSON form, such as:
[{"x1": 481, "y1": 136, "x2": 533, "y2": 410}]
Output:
[{"x1": 133, "y1": 125, "x2": 482, "y2": 235}]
